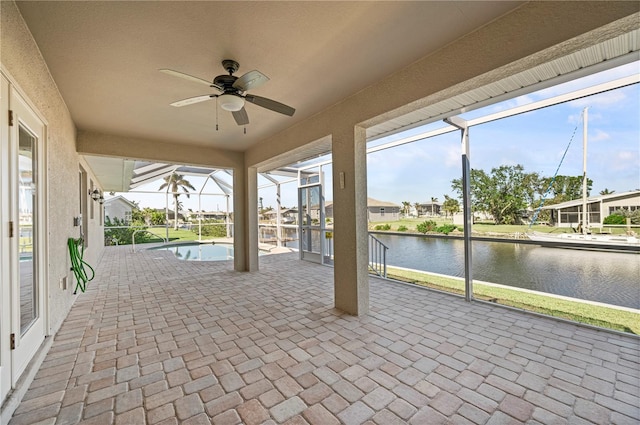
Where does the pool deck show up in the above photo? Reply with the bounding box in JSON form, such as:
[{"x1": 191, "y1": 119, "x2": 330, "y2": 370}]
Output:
[{"x1": 7, "y1": 245, "x2": 640, "y2": 424}]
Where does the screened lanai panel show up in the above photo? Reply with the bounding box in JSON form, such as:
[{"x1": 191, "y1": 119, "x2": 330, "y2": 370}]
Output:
[{"x1": 366, "y1": 29, "x2": 640, "y2": 141}]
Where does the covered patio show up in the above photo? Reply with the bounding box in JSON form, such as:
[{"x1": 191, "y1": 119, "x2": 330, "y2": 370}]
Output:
[
  {"x1": 2, "y1": 1, "x2": 640, "y2": 422},
  {"x1": 8, "y1": 247, "x2": 639, "y2": 424}
]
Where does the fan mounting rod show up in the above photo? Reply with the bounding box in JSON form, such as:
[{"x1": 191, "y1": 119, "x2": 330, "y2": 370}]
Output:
[{"x1": 222, "y1": 59, "x2": 239, "y2": 75}]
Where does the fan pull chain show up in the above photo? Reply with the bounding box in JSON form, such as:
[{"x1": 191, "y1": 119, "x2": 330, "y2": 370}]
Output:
[{"x1": 215, "y1": 97, "x2": 219, "y2": 131}]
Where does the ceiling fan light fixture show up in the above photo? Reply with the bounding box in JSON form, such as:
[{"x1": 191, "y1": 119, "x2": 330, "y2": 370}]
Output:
[{"x1": 219, "y1": 94, "x2": 244, "y2": 112}]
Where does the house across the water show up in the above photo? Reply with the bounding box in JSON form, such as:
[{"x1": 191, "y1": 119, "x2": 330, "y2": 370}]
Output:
[
  {"x1": 541, "y1": 190, "x2": 640, "y2": 228},
  {"x1": 326, "y1": 198, "x2": 401, "y2": 223}
]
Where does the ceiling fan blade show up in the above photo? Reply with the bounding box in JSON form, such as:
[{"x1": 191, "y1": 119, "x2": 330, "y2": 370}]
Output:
[
  {"x1": 159, "y1": 69, "x2": 223, "y2": 91},
  {"x1": 232, "y1": 107, "x2": 249, "y2": 126},
  {"x1": 245, "y1": 95, "x2": 295, "y2": 116},
  {"x1": 233, "y1": 70, "x2": 269, "y2": 92},
  {"x1": 170, "y1": 94, "x2": 216, "y2": 107}
]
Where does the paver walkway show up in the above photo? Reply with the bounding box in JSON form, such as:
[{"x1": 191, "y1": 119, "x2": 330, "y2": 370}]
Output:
[{"x1": 8, "y1": 245, "x2": 640, "y2": 424}]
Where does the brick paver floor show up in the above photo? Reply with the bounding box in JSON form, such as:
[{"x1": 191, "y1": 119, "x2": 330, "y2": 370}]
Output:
[{"x1": 8, "y1": 245, "x2": 640, "y2": 424}]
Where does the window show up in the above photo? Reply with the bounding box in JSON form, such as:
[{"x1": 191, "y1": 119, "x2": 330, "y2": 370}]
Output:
[
  {"x1": 380, "y1": 208, "x2": 385, "y2": 216},
  {"x1": 79, "y1": 167, "x2": 88, "y2": 246},
  {"x1": 90, "y1": 180, "x2": 94, "y2": 220},
  {"x1": 609, "y1": 205, "x2": 637, "y2": 214}
]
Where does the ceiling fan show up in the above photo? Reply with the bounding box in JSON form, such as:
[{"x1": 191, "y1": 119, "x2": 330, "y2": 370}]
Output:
[{"x1": 160, "y1": 59, "x2": 295, "y2": 126}]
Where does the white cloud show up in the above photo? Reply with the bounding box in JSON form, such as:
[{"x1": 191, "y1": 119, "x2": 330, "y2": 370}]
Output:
[
  {"x1": 589, "y1": 129, "x2": 610, "y2": 143},
  {"x1": 567, "y1": 112, "x2": 581, "y2": 125},
  {"x1": 367, "y1": 154, "x2": 383, "y2": 166},
  {"x1": 616, "y1": 150, "x2": 637, "y2": 161},
  {"x1": 567, "y1": 111, "x2": 603, "y2": 125},
  {"x1": 444, "y1": 144, "x2": 460, "y2": 168},
  {"x1": 612, "y1": 150, "x2": 640, "y2": 172}
]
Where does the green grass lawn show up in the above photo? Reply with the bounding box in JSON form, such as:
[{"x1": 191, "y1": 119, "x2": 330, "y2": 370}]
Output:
[
  {"x1": 370, "y1": 217, "x2": 581, "y2": 236},
  {"x1": 386, "y1": 266, "x2": 640, "y2": 334},
  {"x1": 371, "y1": 217, "x2": 635, "y2": 236},
  {"x1": 146, "y1": 227, "x2": 200, "y2": 242},
  {"x1": 106, "y1": 226, "x2": 229, "y2": 246}
]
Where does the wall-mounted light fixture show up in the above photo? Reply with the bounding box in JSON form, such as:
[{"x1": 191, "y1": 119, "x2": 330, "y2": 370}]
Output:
[
  {"x1": 98, "y1": 194, "x2": 105, "y2": 204},
  {"x1": 90, "y1": 189, "x2": 101, "y2": 202}
]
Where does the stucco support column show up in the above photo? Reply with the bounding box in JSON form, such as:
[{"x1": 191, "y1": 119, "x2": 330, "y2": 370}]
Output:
[
  {"x1": 233, "y1": 165, "x2": 259, "y2": 271},
  {"x1": 331, "y1": 126, "x2": 369, "y2": 315}
]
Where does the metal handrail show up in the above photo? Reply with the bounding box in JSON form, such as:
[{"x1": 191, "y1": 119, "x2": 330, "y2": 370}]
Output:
[
  {"x1": 368, "y1": 234, "x2": 389, "y2": 278},
  {"x1": 132, "y1": 229, "x2": 167, "y2": 252}
]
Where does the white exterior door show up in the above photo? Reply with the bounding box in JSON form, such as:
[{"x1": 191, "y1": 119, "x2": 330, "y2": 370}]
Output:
[{"x1": 1, "y1": 81, "x2": 47, "y2": 397}]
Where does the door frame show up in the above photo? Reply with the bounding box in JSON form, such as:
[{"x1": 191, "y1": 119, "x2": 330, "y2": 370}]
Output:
[
  {"x1": 0, "y1": 68, "x2": 49, "y2": 398},
  {"x1": 0, "y1": 70, "x2": 11, "y2": 404},
  {"x1": 9, "y1": 85, "x2": 48, "y2": 383}
]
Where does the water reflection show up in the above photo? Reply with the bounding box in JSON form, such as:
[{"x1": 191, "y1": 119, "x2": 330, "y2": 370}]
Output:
[{"x1": 376, "y1": 234, "x2": 640, "y2": 309}]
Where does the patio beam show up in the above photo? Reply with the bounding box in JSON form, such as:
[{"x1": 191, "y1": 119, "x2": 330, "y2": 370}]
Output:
[{"x1": 77, "y1": 130, "x2": 243, "y2": 169}]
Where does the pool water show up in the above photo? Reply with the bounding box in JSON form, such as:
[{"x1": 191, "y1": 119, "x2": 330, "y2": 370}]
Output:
[{"x1": 153, "y1": 243, "x2": 235, "y2": 261}]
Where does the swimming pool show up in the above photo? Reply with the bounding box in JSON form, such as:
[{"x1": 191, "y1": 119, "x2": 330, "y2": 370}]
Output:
[
  {"x1": 151, "y1": 242, "x2": 266, "y2": 261},
  {"x1": 152, "y1": 242, "x2": 235, "y2": 261}
]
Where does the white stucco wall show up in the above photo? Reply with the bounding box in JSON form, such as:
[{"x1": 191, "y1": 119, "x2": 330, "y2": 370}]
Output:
[{"x1": 1, "y1": 1, "x2": 104, "y2": 335}]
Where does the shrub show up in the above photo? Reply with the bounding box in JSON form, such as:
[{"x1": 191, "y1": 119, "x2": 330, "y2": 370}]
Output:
[
  {"x1": 104, "y1": 217, "x2": 157, "y2": 245},
  {"x1": 416, "y1": 220, "x2": 437, "y2": 234},
  {"x1": 397, "y1": 225, "x2": 408, "y2": 232},
  {"x1": 607, "y1": 208, "x2": 640, "y2": 225},
  {"x1": 192, "y1": 220, "x2": 227, "y2": 237},
  {"x1": 199, "y1": 225, "x2": 227, "y2": 237},
  {"x1": 374, "y1": 223, "x2": 391, "y2": 231},
  {"x1": 436, "y1": 224, "x2": 457, "y2": 235},
  {"x1": 603, "y1": 214, "x2": 626, "y2": 225}
]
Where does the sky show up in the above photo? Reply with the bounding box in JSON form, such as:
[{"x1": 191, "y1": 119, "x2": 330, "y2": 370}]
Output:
[{"x1": 113, "y1": 61, "x2": 640, "y2": 212}]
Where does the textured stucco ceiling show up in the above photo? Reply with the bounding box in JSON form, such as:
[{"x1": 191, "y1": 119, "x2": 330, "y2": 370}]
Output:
[{"x1": 16, "y1": 1, "x2": 523, "y2": 152}]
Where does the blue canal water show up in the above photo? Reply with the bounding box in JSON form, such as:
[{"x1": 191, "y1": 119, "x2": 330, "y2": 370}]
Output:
[{"x1": 374, "y1": 234, "x2": 640, "y2": 309}]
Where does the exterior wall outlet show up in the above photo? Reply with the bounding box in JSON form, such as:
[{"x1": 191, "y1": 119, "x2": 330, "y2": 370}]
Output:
[{"x1": 60, "y1": 276, "x2": 67, "y2": 290}]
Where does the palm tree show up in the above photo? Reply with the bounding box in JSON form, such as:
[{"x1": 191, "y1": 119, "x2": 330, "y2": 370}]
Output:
[
  {"x1": 402, "y1": 201, "x2": 411, "y2": 217},
  {"x1": 431, "y1": 196, "x2": 439, "y2": 216},
  {"x1": 414, "y1": 202, "x2": 421, "y2": 218},
  {"x1": 159, "y1": 173, "x2": 196, "y2": 229},
  {"x1": 599, "y1": 188, "x2": 615, "y2": 195}
]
